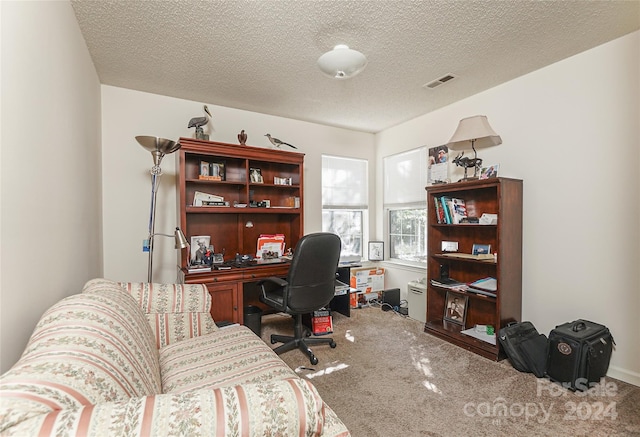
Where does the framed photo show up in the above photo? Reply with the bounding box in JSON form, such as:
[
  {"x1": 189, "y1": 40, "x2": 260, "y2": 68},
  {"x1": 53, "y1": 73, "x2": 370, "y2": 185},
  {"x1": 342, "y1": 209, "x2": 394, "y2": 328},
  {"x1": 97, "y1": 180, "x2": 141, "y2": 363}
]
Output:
[
  {"x1": 368, "y1": 241, "x2": 384, "y2": 261},
  {"x1": 480, "y1": 164, "x2": 499, "y2": 179},
  {"x1": 443, "y1": 292, "x2": 468, "y2": 325},
  {"x1": 427, "y1": 145, "x2": 449, "y2": 185},
  {"x1": 250, "y1": 167, "x2": 263, "y2": 183},
  {"x1": 190, "y1": 235, "x2": 211, "y2": 265},
  {"x1": 200, "y1": 161, "x2": 210, "y2": 176},
  {"x1": 472, "y1": 243, "x2": 491, "y2": 255},
  {"x1": 210, "y1": 161, "x2": 225, "y2": 181}
]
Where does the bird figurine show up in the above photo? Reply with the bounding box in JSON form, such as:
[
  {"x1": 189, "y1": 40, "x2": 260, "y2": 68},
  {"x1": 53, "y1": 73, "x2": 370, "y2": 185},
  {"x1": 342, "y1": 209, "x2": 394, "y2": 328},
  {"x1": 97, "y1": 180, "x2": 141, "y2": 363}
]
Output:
[
  {"x1": 238, "y1": 129, "x2": 247, "y2": 146},
  {"x1": 265, "y1": 133, "x2": 297, "y2": 149},
  {"x1": 188, "y1": 105, "x2": 212, "y2": 140}
]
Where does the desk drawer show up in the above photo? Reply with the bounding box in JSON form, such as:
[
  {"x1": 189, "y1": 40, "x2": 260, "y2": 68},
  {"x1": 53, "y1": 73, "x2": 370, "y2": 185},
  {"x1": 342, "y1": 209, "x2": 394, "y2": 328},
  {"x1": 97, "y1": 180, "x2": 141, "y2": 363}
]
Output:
[
  {"x1": 243, "y1": 265, "x2": 289, "y2": 280},
  {"x1": 185, "y1": 271, "x2": 244, "y2": 283}
]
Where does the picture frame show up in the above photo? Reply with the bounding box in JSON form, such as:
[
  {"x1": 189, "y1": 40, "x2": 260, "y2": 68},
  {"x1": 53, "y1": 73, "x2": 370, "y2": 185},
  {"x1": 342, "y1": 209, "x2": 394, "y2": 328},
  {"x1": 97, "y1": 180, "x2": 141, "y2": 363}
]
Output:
[
  {"x1": 472, "y1": 243, "x2": 491, "y2": 255},
  {"x1": 479, "y1": 164, "x2": 499, "y2": 179},
  {"x1": 190, "y1": 235, "x2": 211, "y2": 265},
  {"x1": 210, "y1": 161, "x2": 225, "y2": 181},
  {"x1": 427, "y1": 145, "x2": 449, "y2": 185},
  {"x1": 250, "y1": 167, "x2": 263, "y2": 183},
  {"x1": 443, "y1": 291, "x2": 468, "y2": 325},
  {"x1": 368, "y1": 241, "x2": 384, "y2": 261},
  {"x1": 200, "y1": 161, "x2": 210, "y2": 177}
]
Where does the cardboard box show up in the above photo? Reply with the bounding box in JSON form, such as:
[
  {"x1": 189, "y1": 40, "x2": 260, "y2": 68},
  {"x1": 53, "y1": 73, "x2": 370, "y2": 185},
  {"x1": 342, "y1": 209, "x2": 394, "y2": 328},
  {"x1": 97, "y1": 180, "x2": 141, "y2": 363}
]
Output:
[
  {"x1": 350, "y1": 267, "x2": 385, "y2": 308},
  {"x1": 311, "y1": 309, "x2": 333, "y2": 335}
]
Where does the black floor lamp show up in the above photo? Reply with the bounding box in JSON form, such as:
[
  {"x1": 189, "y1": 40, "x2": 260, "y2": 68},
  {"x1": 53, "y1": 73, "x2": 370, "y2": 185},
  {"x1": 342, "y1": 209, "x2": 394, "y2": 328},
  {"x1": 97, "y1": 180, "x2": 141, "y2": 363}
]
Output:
[{"x1": 135, "y1": 136, "x2": 188, "y2": 282}]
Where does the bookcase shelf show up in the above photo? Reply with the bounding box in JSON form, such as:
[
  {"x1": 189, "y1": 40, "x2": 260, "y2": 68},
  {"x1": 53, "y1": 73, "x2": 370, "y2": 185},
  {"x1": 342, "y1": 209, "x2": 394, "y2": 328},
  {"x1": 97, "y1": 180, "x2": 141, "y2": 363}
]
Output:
[{"x1": 425, "y1": 177, "x2": 523, "y2": 361}]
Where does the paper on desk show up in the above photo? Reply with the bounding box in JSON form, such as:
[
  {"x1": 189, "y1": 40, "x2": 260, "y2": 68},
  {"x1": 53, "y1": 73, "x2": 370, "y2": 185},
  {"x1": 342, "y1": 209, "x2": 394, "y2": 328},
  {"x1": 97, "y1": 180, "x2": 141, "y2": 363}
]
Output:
[
  {"x1": 461, "y1": 328, "x2": 496, "y2": 345},
  {"x1": 256, "y1": 234, "x2": 285, "y2": 258}
]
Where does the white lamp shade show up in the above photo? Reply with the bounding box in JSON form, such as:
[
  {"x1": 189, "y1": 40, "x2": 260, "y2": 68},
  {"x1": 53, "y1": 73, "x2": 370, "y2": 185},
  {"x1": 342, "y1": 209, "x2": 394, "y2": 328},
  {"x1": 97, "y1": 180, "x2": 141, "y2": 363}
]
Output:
[
  {"x1": 317, "y1": 45, "x2": 367, "y2": 79},
  {"x1": 446, "y1": 115, "x2": 502, "y2": 150}
]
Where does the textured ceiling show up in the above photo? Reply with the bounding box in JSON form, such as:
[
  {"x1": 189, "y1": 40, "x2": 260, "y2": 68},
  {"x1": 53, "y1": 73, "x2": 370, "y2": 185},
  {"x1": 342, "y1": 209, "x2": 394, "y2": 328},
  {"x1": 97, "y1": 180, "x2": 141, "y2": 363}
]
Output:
[{"x1": 71, "y1": 0, "x2": 639, "y2": 133}]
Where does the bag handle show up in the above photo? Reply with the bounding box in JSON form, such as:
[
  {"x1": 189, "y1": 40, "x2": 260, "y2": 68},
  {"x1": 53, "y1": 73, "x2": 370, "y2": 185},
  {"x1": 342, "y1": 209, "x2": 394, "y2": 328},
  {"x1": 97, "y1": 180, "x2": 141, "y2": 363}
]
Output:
[{"x1": 572, "y1": 321, "x2": 587, "y2": 332}]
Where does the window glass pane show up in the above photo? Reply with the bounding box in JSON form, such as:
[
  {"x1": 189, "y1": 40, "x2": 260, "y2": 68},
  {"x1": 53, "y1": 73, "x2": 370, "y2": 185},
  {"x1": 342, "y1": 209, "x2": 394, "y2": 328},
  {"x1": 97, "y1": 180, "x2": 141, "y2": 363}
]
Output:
[
  {"x1": 322, "y1": 210, "x2": 363, "y2": 257},
  {"x1": 322, "y1": 155, "x2": 368, "y2": 258},
  {"x1": 388, "y1": 208, "x2": 426, "y2": 263}
]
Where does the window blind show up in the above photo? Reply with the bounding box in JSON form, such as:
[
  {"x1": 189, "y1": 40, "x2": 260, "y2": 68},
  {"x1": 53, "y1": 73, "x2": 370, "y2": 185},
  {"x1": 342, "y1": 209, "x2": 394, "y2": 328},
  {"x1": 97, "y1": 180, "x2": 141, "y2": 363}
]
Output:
[
  {"x1": 383, "y1": 147, "x2": 428, "y2": 206},
  {"x1": 322, "y1": 155, "x2": 368, "y2": 209}
]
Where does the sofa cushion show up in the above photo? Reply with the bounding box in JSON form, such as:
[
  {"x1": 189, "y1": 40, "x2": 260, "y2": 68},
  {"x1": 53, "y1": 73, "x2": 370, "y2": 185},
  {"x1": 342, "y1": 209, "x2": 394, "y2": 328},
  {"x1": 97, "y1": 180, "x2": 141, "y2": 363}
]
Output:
[
  {"x1": 160, "y1": 325, "x2": 298, "y2": 393},
  {"x1": 117, "y1": 281, "x2": 218, "y2": 348},
  {"x1": 0, "y1": 285, "x2": 162, "y2": 433},
  {"x1": 4, "y1": 379, "x2": 327, "y2": 437}
]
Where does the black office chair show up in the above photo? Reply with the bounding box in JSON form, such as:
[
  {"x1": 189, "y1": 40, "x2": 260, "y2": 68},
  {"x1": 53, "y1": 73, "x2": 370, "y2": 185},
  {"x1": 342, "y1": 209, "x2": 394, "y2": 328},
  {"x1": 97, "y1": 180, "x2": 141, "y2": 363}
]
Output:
[{"x1": 258, "y1": 232, "x2": 341, "y2": 365}]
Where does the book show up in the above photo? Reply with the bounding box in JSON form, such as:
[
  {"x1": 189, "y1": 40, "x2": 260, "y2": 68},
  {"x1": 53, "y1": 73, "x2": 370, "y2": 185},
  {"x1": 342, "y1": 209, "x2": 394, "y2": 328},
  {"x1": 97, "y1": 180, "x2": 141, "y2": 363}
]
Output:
[
  {"x1": 193, "y1": 191, "x2": 224, "y2": 206},
  {"x1": 430, "y1": 278, "x2": 468, "y2": 290},
  {"x1": 440, "y1": 196, "x2": 452, "y2": 224},
  {"x1": 434, "y1": 197, "x2": 445, "y2": 223},
  {"x1": 201, "y1": 200, "x2": 229, "y2": 206},
  {"x1": 451, "y1": 198, "x2": 468, "y2": 224},
  {"x1": 467, "y1": 288, "x2": 497, "y2": 298},
  {"x1": 468, "y1": 277, "x2": 497, "y2": 292},
  {"x1": 188, "y1": 265, "x2": 212, "y2": 273}
]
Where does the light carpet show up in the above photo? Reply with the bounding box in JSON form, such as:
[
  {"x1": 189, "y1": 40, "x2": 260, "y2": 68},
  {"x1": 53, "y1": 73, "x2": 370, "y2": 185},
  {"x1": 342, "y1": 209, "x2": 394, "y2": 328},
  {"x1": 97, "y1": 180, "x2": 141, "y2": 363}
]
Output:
[{"x1": 260, "y1": 306, "x2": 640, "y2": 437}]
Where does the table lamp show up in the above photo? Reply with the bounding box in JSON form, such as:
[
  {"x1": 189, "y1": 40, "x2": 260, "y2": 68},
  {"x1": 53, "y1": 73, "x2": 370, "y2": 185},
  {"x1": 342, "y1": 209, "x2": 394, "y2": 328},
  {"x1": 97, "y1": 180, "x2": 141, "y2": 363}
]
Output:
[{"x1": 446, "y1": 115, "x2": 502, "y2": 181}]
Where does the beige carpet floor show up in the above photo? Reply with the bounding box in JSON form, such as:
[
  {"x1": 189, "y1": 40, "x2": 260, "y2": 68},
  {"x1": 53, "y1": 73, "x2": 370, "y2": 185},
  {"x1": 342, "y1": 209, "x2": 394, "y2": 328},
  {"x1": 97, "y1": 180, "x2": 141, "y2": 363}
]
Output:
[{"x1": 260, "y1": 306, "x2": 640, "y2": 437}]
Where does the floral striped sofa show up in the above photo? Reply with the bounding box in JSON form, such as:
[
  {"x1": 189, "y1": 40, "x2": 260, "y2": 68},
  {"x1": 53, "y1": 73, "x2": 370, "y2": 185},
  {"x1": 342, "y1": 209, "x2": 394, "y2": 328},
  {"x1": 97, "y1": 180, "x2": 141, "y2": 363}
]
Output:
[{"x1": 0, "y1": 278, "x2": 349, "y2": 436}]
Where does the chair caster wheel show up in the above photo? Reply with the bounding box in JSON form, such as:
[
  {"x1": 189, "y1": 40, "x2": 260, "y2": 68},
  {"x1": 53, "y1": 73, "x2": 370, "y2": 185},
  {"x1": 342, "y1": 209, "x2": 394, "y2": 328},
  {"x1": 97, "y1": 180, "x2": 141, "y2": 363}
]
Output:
[
  {"x1": 310, "y1": 355, "x2": 319, "y2": 365},
  {"x1": 329, "y1": 341, "x2": 337, "y2": 348}
]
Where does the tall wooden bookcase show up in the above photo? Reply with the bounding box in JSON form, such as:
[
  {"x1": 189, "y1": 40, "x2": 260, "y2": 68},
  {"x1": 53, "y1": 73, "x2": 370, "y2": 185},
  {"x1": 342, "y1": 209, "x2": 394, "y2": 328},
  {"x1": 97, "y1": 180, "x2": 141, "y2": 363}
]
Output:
[
  {"x1": 177, "y1": 137, "x2": 304, "y2": 323},
  {"x1": 424, "y1": 177, "x2": 522, "y2": 360}
]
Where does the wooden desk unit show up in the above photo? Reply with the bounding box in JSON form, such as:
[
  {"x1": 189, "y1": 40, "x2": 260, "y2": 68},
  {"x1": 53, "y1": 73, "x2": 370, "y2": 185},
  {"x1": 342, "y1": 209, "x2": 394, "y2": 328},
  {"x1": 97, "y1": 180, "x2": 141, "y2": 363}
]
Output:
[
  {"x1": 177, "y1": 138, "x2": 305, "y2": 325},
  {"x1": 182, "y1": 263, "x2": 291, "y2": 324}
]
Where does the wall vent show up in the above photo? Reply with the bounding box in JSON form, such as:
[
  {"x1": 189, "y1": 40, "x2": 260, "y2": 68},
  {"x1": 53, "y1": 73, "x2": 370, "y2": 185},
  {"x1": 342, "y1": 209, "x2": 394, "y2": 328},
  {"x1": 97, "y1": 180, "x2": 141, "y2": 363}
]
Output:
[{"x1": 423, "y1": 73, "x2": 457, "y2": 89}]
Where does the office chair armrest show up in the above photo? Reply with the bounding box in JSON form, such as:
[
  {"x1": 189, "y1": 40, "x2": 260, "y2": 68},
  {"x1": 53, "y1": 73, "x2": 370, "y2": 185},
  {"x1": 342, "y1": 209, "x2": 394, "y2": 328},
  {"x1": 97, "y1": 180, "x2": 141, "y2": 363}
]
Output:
[
  {"x1": 258, "y1": 276, "x2": 289, "y2": 311},
  {"x1": 256, "y1": 276, "x2": 288, "y2": 288}
]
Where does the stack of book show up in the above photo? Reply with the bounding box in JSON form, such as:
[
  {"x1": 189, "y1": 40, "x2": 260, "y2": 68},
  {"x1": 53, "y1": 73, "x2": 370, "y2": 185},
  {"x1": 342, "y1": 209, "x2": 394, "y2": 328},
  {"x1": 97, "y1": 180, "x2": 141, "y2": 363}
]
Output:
[
  {"x1": 430, "y1": 277, "x2": 468, "y2": 291},
  {"x1": 434, "y1": 196, "x2": 468, "y2": 224}
]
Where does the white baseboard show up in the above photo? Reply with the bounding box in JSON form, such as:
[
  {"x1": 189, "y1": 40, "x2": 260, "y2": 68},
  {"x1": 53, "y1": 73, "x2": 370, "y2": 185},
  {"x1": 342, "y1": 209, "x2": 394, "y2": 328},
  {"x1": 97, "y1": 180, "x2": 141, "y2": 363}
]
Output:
[{"x1": 607, "y1": 365, "x2": 640, "y2": 387}]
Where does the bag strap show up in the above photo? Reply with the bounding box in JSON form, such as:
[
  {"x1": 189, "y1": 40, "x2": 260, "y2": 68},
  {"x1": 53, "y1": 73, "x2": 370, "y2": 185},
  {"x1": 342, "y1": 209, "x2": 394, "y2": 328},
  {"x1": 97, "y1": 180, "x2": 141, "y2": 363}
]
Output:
[{"x1": 572, "y1": 321, "x2": 587, "y2": 332}]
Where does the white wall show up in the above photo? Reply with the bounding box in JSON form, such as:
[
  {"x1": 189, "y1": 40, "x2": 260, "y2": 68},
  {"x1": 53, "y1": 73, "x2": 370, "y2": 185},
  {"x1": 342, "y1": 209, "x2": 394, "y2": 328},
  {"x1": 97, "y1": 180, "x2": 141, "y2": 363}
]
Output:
[
  {"x1": 0, "y1": 1, "x2": 102, "y2": 373},
  {"x1": 376, "y1": 32, "x2": 640, "y2": 385},
  {"x1": 101, "y1": 87, "x2": 375, "y2": 284}
]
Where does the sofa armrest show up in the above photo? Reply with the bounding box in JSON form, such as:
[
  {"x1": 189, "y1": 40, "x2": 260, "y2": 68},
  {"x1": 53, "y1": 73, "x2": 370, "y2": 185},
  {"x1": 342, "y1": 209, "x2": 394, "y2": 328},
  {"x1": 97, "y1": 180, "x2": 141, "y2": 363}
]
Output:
[
  {"x1": 119, "y1": 281, "x2": 218, "y2": 348},
  {"x1": 4, "y1": 379, "x2": 335, "y2": 437}
]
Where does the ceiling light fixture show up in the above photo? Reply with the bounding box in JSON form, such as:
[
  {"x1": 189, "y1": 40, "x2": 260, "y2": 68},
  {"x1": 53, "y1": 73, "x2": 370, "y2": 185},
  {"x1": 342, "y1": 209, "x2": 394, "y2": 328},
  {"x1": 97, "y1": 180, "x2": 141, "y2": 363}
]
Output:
[{"x1": 317, "y1": 44, "x2": 367, "y2": 79}]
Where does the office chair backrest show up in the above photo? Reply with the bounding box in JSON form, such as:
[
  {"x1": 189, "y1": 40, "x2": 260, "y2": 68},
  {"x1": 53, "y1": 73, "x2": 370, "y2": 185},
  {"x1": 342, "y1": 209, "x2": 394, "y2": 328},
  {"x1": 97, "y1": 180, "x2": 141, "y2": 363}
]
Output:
[{"x1": 286, "y1": 232, "x2": 341, "y2": 314}]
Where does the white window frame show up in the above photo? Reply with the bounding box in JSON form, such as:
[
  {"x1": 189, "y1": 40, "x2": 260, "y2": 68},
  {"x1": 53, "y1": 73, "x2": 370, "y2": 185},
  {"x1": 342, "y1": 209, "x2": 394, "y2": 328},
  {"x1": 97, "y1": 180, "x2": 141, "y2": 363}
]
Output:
[
  {"x1": 383, "y1": 147, "x2": 428, "y2": 267},
  {"x1": 321, "y1": 155, "x2": 369, "y2": 259}
]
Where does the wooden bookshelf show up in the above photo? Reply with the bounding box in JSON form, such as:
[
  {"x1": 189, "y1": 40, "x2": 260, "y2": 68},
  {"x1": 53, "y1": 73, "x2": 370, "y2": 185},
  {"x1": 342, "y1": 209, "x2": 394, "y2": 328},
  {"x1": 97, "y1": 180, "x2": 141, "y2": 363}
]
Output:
[{"x1": 425, "y1": 177, "x2": 522, "y2": 360}]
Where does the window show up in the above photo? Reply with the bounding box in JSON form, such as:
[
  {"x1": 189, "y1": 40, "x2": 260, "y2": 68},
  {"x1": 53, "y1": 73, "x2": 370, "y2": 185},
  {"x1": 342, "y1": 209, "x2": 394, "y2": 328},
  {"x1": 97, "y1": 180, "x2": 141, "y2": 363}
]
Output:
[
  {"x1": 384, "y1": 147, "x2": 428, "y2": 265},
  {"x1": 322, "y1": 155, "x2": 368, "y2": 259}
]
